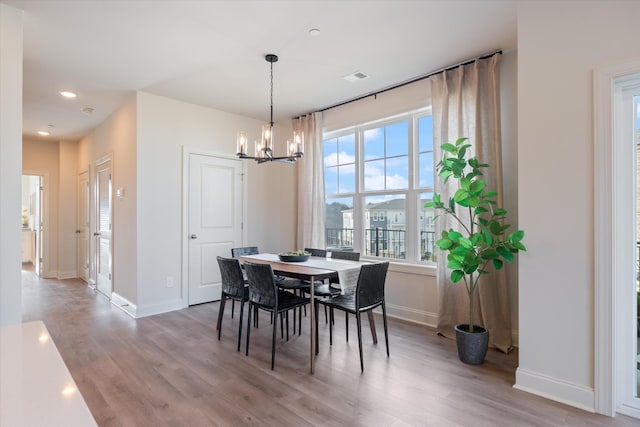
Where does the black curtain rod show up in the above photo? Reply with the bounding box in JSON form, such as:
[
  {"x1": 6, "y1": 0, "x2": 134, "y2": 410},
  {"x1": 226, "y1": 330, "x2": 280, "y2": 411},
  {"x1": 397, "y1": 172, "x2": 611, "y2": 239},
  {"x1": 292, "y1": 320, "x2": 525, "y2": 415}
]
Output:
[{"x1": 295, "y1": 50, "x2": 502, "y2": 119}]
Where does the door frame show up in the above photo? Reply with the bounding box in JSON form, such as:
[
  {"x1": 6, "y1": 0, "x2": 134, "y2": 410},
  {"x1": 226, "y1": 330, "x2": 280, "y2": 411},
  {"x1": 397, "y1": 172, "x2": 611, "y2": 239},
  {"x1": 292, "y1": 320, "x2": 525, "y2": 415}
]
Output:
[
  {"x1": 594, "y1": 60, "x2": 640, "y2": 418},
  {"x1": 77, "y1": 168, "x2": 90, "y2": 283},
  {"x1": 180, "y1": 147, "x2": 247, "y2": 308},
  {"x1": 94, "y1": 154, "x2": 113, "y2": 298},
  {"x1": 22, "y1": 170, "x2": 49, "y2": 277}
]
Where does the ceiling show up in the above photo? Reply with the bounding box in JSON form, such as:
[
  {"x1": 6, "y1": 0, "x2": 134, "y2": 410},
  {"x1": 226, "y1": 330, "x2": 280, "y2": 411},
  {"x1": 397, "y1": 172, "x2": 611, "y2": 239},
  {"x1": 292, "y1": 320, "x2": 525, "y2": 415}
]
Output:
[{"x1": 3, "y1": 0, "x2": 517, "y2": 141}]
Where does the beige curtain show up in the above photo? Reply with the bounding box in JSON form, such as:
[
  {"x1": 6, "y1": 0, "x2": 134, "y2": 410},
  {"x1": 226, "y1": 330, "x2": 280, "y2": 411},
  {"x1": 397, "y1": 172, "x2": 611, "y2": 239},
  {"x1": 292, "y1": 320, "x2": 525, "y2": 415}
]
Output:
[
  {"x1": 429, "y1": 53, "x2": 512, "y2": 353},
  {"x1": 295, "y1": 112, "x2": 326, "y2": 249}
]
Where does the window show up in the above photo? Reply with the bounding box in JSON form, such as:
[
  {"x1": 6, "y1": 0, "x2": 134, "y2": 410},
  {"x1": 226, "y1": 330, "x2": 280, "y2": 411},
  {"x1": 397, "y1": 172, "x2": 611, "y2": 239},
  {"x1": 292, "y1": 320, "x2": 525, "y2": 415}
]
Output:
[
  {"x1": 324, "y1": 110, "x2": 435, "y2": 263},
  {"x1": 324, "y1": 134, "x2": 355, "y2": 194}
]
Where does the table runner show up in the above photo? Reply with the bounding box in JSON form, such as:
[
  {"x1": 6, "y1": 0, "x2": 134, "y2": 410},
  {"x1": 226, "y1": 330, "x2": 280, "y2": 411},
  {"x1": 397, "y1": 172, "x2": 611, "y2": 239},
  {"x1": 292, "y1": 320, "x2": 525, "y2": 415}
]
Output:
[{"x1": 244, "y1": 253, "x2": 364, "y2": 294}]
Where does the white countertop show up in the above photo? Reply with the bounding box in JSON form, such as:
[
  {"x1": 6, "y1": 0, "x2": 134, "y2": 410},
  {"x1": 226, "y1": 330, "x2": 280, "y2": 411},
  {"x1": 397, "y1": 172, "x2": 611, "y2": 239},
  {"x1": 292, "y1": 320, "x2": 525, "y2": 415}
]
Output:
[{"x1": 0, "y1": 321, "x2": 97, "y2": 426}]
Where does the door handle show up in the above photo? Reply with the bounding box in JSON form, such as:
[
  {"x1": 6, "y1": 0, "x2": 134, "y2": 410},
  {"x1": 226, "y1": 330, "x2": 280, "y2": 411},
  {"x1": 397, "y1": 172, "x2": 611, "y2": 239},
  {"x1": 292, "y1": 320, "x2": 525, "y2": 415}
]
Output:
[
  {"x1": 190, "y1": 234, "x2": 198, "y2": 240},
  {"x1": 93, "y1": 232, "x2": 101, "y2": 236},
  {"x1": 75, "y1": 230, "x2": 81, "y2": 234}
]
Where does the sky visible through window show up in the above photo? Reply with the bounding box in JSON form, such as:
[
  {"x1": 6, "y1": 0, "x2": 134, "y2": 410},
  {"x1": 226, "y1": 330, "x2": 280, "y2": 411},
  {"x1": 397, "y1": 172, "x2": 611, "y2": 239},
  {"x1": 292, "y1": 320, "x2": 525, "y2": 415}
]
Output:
[{"x1": 324, "y1": 116, "x2": 434, "y2": 206}]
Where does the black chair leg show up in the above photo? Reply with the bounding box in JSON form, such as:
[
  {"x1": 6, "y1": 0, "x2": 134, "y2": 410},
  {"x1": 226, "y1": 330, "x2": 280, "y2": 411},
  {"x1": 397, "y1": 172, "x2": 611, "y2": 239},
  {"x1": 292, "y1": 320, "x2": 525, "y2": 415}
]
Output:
[
  {"x1": 356, "y1": 312, "x2": 364, "y2": 372},
  {"x1": 271, "y1": 310, "x2": 278, "y2": 370},
  {"x1": 286, "y1": 312, "x2": 290, "y2": 341},
  {"x1": 280, "y1": 313, "x2": 284, "y2": 339},
  {"x1": 217, "y1": 296, "x2": 226, "y2": 338},
  {"x1": 299, "y1": 304, "x2": 303, "y2": 336},
  {"x1": 249, "y1": 305, "x2": 259, "y2": 328},
  {"x1": 314, "y1": 301, "x2": 319, "y2": 354},
  {"x1": 329, "y1": 305, "x2": 333, "y2": 346},
  {"x1": 345, "y1": 312, "x2": 349, "y2": 342},
  {"x1": 293, "y1": 303, "x2": 297, "y2": 335},
  {"x1": 324, "y1": 305, "x2": 328, "y2": 324},
  {"x1": 245, "y1": 304, "x2": 252, "y2": 356},
  {"x1": 382, "y1": 303, "x2": 389, "y2": 357},
  {"x1": 231, "y1": 299, "x2": 235, "y2": 319},
  {"x1": 237, "y1": 300, "x2": 244, "y2": 352}
]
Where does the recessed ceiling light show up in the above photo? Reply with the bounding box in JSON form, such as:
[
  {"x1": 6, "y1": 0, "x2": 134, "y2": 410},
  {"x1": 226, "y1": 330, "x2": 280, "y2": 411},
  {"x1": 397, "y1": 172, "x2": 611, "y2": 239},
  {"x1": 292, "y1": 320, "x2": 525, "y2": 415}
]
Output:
[
  {"x1": 37, "y1": 130, "x2": 50, "y2": 136},
  {"x1": 343, "y1": 71, "x2": 369, "y2": 82},
  {"x1": 309, "y1": 28, "x2": 321, "y2": 36},
  {"x1": 59, "y1": 90, "x2": 77, "y2": 99}
]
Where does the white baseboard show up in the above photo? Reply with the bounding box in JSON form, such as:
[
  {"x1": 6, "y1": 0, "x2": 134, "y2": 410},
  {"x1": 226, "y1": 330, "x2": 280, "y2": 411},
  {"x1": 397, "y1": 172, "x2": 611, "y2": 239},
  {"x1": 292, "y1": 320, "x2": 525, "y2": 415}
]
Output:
[
  {"x1": 111, "y1": 292, "x2": 137, "y2": 318},
  {"x1": 56, "y1": 270, "x2": 77, "y2": 280},
  {"x1": 135, "y1": 298, "x2": 186, "y2": 318},
  {"x1": 514, "y1": 368, "x2": 595, "y2": 413},
  {"x1": 41, "y1": 269, "x2": 57, "y2": 279},
  {"x1": 385, "y1": 303, "x2": 438, "y2": 328},
  {"x1": 617, "y1": 402, "x2": 640, "y2": 419}
]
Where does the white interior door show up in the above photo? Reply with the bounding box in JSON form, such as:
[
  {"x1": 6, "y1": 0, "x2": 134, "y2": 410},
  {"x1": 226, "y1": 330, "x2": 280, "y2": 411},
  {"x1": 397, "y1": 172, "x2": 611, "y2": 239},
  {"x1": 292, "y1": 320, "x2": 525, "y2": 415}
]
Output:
[
  {"x1": 188, "y1": 154, "x2": 243, "y2": 305},
  {"x1": 77, "y1": 170, "x2": 90, "y2": 283},
  {"x1": 96, "y1": 161, "x2": 112, "y2": 298}
]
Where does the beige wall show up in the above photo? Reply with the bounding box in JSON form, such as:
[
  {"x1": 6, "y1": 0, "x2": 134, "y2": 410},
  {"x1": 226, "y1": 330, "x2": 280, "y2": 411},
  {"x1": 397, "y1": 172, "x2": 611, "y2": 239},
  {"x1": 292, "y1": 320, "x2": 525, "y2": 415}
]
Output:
[
  {"x1": 22, "y1": 139, "x2": 78, "y2": 279},
  {"x1": 516, "y1": 0, "x2": 640, "y2": 411},
  {"x1": 23, "y1": 139, "x2": 59, "y2": 278},
  {"x1": 58, "y1": 140, "x2": 78, "y2": 278},
  {"x1": 135, "y1": 92, "x2": 297, "y2": 316}
]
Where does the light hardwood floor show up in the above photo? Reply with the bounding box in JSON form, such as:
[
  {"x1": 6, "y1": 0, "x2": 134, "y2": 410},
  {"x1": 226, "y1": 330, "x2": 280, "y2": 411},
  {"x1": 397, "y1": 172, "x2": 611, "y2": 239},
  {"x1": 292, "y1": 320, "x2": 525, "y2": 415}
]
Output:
[{"x1": 20, "y1": 270, "x2": 639, "y2": 426}]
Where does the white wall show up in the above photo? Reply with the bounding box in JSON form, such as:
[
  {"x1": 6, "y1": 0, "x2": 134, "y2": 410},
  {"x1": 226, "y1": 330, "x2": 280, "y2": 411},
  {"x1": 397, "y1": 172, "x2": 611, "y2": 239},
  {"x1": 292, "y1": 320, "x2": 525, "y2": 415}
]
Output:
[
  {"x1": 58, "y1": 140, "x2": 78, "y2": 278},
  {"x1": 516, "y1": 0, "x2": 640, "y2": 412},
  {"x1": 0, "y1": 3, "x2": 22, "y2": 326},
  {"x1": 78, "y1": 96, "x2": 138, "y2": 304},
  {"x1": 135, "y1": 92, "x2": 296, "y2": 316}
]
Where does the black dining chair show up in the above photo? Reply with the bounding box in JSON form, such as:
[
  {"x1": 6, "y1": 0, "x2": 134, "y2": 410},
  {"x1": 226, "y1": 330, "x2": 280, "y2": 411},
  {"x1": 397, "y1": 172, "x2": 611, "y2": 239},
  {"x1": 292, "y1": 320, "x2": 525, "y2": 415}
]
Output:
[
  {"x1": 304, "y1": 247, "x2": 327, "y2": 257},
  {"x1": 244, "y1": 262, "x2": 310, "y2": 370},
  {"x1": 216, "y1": 256, "x2": 249, "y2": 352},
  {"x1": 313, "y1": 250, "x2": 362, "y2": 325},
  {"x1": 229, "y1": 246, "x2": 259, "y2": 318},
  {"x1": 315, "y1": 261, "x2": 390, "y2": 372},
  {"x1": 230, "y1": 246, "x2": 259, "y2": 257},
  {"x1": 330, "y1": 250, "x2": 360, "y2": 261},
  {"x1": 298, "y1": 247, "x2": 341, "y2": 324}
]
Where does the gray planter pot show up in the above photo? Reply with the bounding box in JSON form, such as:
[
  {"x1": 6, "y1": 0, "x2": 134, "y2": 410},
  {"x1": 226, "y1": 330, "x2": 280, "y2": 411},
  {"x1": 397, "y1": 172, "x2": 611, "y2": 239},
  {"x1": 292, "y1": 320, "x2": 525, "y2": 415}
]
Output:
[{"x1": 454, "y1": 324, "x2": 489, "y2": 365}]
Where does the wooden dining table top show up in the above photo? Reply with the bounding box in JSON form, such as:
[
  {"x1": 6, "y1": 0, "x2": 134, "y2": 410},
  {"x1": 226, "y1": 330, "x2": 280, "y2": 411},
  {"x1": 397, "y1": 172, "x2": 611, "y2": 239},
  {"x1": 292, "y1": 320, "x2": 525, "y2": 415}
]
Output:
[{"x1": 238, "y1": 253, "x2": 361, "y2": 281}]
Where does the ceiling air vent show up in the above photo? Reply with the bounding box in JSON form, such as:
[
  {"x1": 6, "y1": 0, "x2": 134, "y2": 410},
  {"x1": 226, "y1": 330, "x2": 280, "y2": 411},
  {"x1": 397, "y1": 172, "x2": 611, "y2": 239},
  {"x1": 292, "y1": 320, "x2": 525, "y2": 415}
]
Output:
[{"x1": 343, "y1": 71, "x2": 369, "y2": 82}]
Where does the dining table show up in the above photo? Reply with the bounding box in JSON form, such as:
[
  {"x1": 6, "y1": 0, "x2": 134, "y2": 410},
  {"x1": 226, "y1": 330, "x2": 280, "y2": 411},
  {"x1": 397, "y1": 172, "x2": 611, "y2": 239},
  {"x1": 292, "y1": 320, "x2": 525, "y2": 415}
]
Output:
[{"x1": 238, "y1": 252, "x2": 373, "y2": 374}]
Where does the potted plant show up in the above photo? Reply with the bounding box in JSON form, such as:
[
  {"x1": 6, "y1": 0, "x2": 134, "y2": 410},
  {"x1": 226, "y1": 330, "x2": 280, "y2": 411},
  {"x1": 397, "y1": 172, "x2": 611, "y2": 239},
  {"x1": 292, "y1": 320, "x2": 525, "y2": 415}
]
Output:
[{"x1": 425, "y1": 137, "x2": 526, "y2": 364}]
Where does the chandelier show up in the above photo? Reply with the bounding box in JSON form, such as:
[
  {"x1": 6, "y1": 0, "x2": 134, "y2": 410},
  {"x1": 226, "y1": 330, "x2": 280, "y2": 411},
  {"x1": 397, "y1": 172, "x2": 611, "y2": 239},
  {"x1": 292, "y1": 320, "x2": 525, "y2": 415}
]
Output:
[{"x1": 236, "y1": 54, "x2": 304, "y2": 164}]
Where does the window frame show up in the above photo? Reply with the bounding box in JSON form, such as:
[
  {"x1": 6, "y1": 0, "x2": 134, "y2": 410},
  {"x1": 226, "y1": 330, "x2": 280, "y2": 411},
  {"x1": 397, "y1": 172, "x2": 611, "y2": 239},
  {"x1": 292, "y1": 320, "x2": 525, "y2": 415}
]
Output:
[{"x1": 323, "y1": 107, "x2": 434, "y2": 265}]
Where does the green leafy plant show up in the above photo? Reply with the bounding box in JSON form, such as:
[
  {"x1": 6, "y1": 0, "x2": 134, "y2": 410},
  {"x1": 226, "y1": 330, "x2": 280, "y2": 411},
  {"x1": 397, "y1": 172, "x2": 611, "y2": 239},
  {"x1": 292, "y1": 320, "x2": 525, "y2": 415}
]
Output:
[{"x1": 425, "y1": 138, "x2": 526, "y2": 332}]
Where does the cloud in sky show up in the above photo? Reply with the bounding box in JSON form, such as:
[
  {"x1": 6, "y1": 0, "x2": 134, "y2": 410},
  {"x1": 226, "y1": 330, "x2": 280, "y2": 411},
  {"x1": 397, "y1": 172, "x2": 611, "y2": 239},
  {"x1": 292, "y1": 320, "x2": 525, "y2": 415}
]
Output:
[{"x1": 324, "y1": 151, "x2": 356, "y2": 167}]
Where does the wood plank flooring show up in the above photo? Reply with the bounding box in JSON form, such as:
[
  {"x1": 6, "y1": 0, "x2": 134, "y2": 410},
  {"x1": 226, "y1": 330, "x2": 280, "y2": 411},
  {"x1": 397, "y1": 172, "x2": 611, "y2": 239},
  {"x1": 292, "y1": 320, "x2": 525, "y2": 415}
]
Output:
[{"x1": 20, "y1": 270, "x2": 639, "y2": 426}]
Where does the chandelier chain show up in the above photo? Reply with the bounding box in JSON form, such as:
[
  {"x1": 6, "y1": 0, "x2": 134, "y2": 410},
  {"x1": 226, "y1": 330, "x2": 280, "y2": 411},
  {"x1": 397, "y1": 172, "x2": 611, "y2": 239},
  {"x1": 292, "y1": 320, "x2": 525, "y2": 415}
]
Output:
[{"x1": 269, "y1": 60, "x2": 274, "y2": 127}]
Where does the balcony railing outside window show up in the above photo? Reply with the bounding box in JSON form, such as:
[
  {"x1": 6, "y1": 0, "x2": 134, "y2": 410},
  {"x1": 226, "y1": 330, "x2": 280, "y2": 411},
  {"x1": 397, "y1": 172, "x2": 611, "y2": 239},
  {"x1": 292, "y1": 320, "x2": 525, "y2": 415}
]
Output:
[
  {"x1": 365, "y1": 228, "x2": 405, "y2": 259},
  {"x1": 326, "y1": 228, "x2": 354, "y2": 251},
  {"x1": 421, "y1": 230, "x2": 436, "y2": 261},
  {"x1": 326, "y1": 228, "x2": 436, "y2": 262}
]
